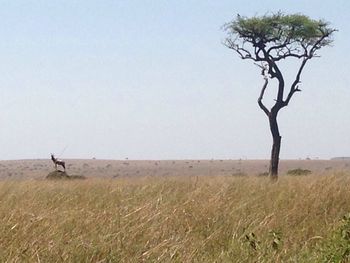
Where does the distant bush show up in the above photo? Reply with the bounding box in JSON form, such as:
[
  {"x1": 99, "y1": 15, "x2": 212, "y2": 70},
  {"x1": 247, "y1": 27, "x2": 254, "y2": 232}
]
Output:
[
  {"x1": 258, "y1": 172, "x2": 269, "y2": 177},
  {"x1": 69, "y1": 175, "x2": 87, "y2": 180},
  {"x1": 232, "y1": 171, "x2": 247, "y2": 177},
  {"x1": 287, "y1": 168, "x2": 311, "y2": 176}
]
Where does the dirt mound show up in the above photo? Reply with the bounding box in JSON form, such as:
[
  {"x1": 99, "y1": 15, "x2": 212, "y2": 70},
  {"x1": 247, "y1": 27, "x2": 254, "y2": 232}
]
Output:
[{"x1": 46, "y1": 170, "x2": 86, "y2": 180}]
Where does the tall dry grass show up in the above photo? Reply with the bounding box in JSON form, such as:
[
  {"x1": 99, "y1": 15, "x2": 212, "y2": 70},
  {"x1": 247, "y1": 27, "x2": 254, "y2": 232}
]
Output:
[{"x1": 1, "y1": 173, "x2": 350, "y2": 262}]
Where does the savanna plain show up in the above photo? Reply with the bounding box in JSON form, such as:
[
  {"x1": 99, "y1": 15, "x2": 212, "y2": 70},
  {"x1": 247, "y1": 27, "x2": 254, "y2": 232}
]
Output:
[{"x1": 1, "y1": 159, "x2": 350, "y2": 262}]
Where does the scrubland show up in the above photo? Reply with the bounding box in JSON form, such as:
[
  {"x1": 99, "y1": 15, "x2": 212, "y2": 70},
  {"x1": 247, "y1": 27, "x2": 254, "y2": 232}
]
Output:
[{"x1": 1, "y1": 173, "x2": 350, "y2": 262}]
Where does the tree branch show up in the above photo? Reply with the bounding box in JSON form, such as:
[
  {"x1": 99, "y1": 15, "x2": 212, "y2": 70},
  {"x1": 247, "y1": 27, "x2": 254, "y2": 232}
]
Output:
[
  {"x1": 282, "y1": 28, "x2": 336, "y2": 107},
  {"x1": 273, "y1": 52, "x2": 306, "y2": 61},
  {"x1": 261, "y1": 49, "x2": 285, "y2": 104},
  {"x1": 283, "y1": 58, "x2": 307, "y2": 106},
  {"x1": 308, "y1": 29, "x2": 336, "y2": 57},
  {"x1": 267, "y1": 37, "x2": 290, "y2": 54},
  {"x1": 224, "y1": 39, "x2": 264, "y2": 61},
  {"x1": 258, "y1": 78, "x2": 270, "y2": 116}
]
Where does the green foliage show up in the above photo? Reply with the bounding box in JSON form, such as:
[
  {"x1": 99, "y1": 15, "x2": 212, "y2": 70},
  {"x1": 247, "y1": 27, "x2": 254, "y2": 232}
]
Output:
[
  {"x1": 224, "y1": 12, "x2": 336, "y2": 66},
  {"x1": 269, "y1": 229, "x2": 283, "y2": 250},
  {"x1": 287, "y1": 168, "x2": 312, "y2": 176},
  {"x1": 313, "y1": 213, "x2": 350, "y2": 262},
  {"x1": 225, "y1": 12, "x2": 335, "y2": 49}
]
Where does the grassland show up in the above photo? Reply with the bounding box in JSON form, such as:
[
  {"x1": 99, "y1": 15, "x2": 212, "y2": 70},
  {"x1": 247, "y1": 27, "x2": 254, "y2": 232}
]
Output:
[
  {"x1": 0, "y1": 159, "x2": 349, "y2": 180},
  {"x1": 1, "y1": 173, "x2": 350, "y2": 262}
]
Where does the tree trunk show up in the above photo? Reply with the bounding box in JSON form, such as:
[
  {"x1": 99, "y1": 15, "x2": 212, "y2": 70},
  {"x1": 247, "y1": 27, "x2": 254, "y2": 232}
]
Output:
[{"x1": 269, "y1": 113, "x2": 281, "y2": 181}]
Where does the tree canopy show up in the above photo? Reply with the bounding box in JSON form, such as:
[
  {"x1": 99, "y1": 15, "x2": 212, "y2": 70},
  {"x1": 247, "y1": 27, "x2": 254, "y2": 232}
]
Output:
[
  {"x1": 224, "y1": 13, "x2": 336, "y2": 64},
  {"x1": 224, "y1": 13, "x2": 336, "y2": 112}
]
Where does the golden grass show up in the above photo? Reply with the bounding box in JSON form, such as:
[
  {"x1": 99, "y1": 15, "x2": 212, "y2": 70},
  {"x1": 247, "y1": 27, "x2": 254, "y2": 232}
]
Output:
[{"x1": 1, "y1": 174, "x2": 350, "y2": 262}]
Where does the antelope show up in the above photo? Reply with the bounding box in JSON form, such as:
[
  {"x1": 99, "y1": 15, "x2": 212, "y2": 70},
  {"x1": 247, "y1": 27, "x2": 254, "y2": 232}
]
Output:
[{"x1": 51, "y1": 154, "x2": 66, "y2": 171}]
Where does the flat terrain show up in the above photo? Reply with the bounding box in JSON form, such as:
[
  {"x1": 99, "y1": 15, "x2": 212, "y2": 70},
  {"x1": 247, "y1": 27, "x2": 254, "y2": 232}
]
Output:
[
  {"x1": 0, "y1": 158, "x2": 349, "y2": 180},
  {"x1": 1, "y1": 174, "x2": 350, "y2": 262},
  {"x1": 1, "y1": 159, "x2": 350, "y2": 261}
]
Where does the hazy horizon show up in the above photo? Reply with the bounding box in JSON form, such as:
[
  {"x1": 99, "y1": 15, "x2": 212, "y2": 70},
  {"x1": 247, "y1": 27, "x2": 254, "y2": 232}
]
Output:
[
  {"x1": 1, "y1": 0, "x2": 349, "y2": 160},
  {"x1": 2, "y1": 157, "x2": 348, "y2": 161}
]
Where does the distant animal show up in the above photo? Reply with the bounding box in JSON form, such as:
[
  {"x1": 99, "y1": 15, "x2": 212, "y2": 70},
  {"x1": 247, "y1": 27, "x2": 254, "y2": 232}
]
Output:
[{"x1": 51, "y1": 154, "x2": 66, "y2": 171}]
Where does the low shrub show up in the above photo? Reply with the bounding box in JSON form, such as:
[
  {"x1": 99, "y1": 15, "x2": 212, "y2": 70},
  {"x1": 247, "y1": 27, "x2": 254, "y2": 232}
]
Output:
[{"x1": 286, "y1": 168, "x2": 312, "y2": 176}]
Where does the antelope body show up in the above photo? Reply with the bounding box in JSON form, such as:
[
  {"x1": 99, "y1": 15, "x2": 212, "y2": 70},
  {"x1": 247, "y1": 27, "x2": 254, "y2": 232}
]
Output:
[{"x1": 51, "y1": 154, "x2": 66, "y2": 171}]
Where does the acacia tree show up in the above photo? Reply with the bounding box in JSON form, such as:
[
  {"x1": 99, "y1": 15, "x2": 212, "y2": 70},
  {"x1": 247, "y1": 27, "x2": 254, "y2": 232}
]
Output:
[{"x1": 224, "y1": 13, "x2": 336, "y2": 180}]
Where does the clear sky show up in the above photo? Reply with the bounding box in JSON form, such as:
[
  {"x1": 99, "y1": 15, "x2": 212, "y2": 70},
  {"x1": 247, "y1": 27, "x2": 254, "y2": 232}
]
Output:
[{"x1": 0, "y1": 0, "x2": 349, "y2": 160}]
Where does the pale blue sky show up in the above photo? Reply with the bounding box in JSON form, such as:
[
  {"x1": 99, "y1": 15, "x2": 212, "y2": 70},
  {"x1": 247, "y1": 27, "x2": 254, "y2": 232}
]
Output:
[{"x1": 0, "y1": 0, "x2": 349, "y2": 160}]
